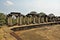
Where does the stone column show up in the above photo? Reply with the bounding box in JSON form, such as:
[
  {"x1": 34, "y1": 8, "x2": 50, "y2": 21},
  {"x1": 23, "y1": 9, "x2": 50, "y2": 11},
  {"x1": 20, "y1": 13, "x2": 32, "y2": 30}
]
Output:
[
  {"x1": 40, "y1": 17, "x2": 42, "y2": 23},
  {"x1": 20, "y1": 16, "x2": 23, "y2": 25},
  {"x1": 23, "y1": 17, "x2": 26, "y2": 25},
  {"x1": 22, "y1": 16, "x2": 24, "y2": 25},
  {"x1": 46, "y1": 17, "x2": 48, "y2": 22},
  {"x1": 38, "y1": 17, "x2": 41, "y2": 24},
  {"x1": 29, "y1": 17, "x2": 31, "y2": 24},
  {"x1": 49, "y1": 18, "x2": 51, "y2": 22},
  {"x1": 16, "y1": 16, "x2": 19, "y2": 25},
  {"x1": 35, "y1": 16, "x2": 38, "y2": 23},
  {"x1": 27, "y1": 17, "x2": 29, "y2": 25},
  {"x1": 33, "y1": 17, "x2": 35, "y2": 24},
  {"x1": 18, "y1": 16, "x2": 20, "y2": 25},
  {"x1": 23, "y1": 17, "x2": 25, "y2": 25},
  {"x1": 21, "y1": 16, "x2": 24, "y2": 25},
  {"x1": 8, "y1": 17, "x2": 12, "y2": 26},
  {"x1": 32, "y1": 17, "x2": 34, "y2": 24},
  {"x1": 53, "y1": 17, "x2": 55, "y2": 22},
  {"x1": 28, "y1": 17, "x2": 30, "y2": 24},
  {"x1": 30, "y1": 15, "x2": 32, "y2": 24},
  {"x1": 42, "y1": 17, "x2": 44, "y2": 23}
]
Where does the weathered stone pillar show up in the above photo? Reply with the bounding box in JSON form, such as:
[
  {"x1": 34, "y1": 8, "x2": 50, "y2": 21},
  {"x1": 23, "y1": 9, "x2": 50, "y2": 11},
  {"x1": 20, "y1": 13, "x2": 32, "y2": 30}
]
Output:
[
  {"x1": 30, "y1": 15, "x2": 32, "y2": 24},
  {"x1": 53, "y1": 18, "x2": 55, "y2": 22},
  {"x1": 38, "y1": 17, "x2": 41, "y2": 24},
  {"x1": 18, "y1": 16, "x2": 20, "y2": 25},
  {"x1": 35, "y1": 16, "x2": 38, "y2": 23},
  {"x1": 20, "y1": 16, "x2": 23, "y2": 25},
  {"x1": 22, "y1": 16, "x2": 24, "y2": 25},
  {"x1": 28, "y1": 17, "x2": 30, "y2": 24},
  {"x1": 24, "y1": 16, "x2": 26, "y2": 25},
  {"x1": 16, "y1": 17, "x2": 18, "y2": 25},
  {"x1": 46, "y1": 17, "x2": 48, "y2": 22},
  {"x1": 16, "y1": 16, "x2": 19, "y2": 25},
  {"x1": 48, "y1": 17, "x2": 51, "y2": 22},
  {"x1": 27, "y1": 17, "x2": 30, "y2": 25},
  {"x1": 23, "y1": 16, "x2": 25, "y2": 25},
  {"x1": 8, "y1": 17, "x2": 12, "y2": 25},
  {"x1": 33, "y1": 17, "x2": 36, "y2": 24},
  {"x1": 42, "y1": 17, "x2": 44, "y2": 23},
  {"x1": 29, "y1": 17, "x2": 31, "y2": 24},
  {"x1": 40, "y1": 17, "x2": 41, "y2": 23},
  {"x1": 24, "y1": 16, "x2": 27, "y2": 25}
]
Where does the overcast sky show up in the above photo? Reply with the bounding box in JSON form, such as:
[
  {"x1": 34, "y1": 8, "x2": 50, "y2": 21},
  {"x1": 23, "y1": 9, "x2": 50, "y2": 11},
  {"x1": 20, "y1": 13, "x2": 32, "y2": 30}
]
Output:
[{"x1": 0, "y1": 0, "x2": 60, "y2": 16}]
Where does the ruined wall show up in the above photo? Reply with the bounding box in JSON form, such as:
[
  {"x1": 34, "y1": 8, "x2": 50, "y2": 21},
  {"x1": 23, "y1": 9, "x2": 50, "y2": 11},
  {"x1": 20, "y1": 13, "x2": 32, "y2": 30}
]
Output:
[{"x1": 7, "y1": 12, "x2": 59, "y2": 26}]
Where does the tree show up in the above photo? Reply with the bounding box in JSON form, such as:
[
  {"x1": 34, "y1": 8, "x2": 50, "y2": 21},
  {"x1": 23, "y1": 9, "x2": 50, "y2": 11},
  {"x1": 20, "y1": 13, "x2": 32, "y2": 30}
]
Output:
[
  {"x1": 48, "y1": 13, "x2": 55, "y2": 22},
  {"x1": 30, "y1": 11, "x2": 37, "y2": 14},
  {"x1": 38, "y1": 12, "x2": 46, "y2": 17},
  {"x1": 0, "y1": 13, "x2": 6, "y2": 26},
  {"x1": 48, "y1": 13, "x2": 55, "y2": 17}
]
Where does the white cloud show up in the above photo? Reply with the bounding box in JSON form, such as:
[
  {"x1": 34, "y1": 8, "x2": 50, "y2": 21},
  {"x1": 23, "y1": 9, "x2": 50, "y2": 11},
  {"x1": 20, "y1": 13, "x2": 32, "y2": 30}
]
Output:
[{"x1": 4, "y1": 1, "x2": 14, "y2": 6}]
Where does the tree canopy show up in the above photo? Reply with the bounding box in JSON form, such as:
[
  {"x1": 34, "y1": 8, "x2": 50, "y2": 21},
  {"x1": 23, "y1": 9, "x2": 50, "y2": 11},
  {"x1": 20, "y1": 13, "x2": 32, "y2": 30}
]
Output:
[
  {"x1": 0, "y1": 13, "x2": 6, "y2": 25},
  {"x1": 30, "y1": 11, "x2": 37, "y2": 14},
  {"x1": 48, "y1": 13, "x2": 55, "y2": 17},
  {"x1": 38, "y1": 12, "x2": 47, "y2": 17}
]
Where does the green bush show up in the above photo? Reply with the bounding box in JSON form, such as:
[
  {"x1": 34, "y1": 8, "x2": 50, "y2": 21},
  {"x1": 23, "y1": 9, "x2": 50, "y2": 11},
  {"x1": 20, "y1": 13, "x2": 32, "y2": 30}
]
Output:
[{"x1": 0, "y1": 13, "x2": 6, "y2": 26}]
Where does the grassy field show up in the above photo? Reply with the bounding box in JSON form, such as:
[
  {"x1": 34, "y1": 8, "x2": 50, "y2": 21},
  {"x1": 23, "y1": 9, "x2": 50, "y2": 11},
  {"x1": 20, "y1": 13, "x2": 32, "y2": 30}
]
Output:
[{"x1": 15, "y1": 24, "x2": 60, "y2": 40}]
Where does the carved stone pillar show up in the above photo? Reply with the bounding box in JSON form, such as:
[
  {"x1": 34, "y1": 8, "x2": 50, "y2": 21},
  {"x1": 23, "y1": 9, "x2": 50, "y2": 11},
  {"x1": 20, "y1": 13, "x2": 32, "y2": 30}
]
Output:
[
  {"x1": 30, "y1": 15, "x2": 32, "y2": 24},
  {"x1": 41, "y1": 17, "x2": 44, "y2": 23},
  {"x1": 16, "y1": 16, "x2": 19, "y2": 25},
  {"x1": 38, "y1": 17, "x2": 41, "y2": 24},
  {"x1": 32, "y1": 16, "x2": 35, "y2": 24},
  {"x1": 27, "y1": 17, "x2": 29, "y2": 25},
  {"x1": 35, "y1": 16, "x2": 38, "y2": 23},
  {"x1": 20, "y1": 16, "x2": 23, "y2": 25},
  {"x1": 29, "y1": 17, "x2": 31, "y2": 24},
  {"x1": 22, "y1": 16, "x2": 24, "y2": 25},
  {"x1": 23, "y1": 17, "x2": 26, "y2": 25},
  {"x1": 46, "y1": 17, "x2": 48, "y2": 22},
  {"x1": 8, "y1": 17, "x2": 12, "y2": 25}
]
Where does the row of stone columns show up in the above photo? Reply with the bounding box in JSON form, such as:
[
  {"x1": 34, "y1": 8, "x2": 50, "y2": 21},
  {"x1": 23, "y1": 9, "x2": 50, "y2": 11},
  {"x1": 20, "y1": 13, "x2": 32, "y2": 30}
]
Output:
[
  {"x1": 7, "y1": 15, "x2": 49, "y2": 26},
  {"x1": 19, "y1": 16, "x2": 48, "y2": 25}
]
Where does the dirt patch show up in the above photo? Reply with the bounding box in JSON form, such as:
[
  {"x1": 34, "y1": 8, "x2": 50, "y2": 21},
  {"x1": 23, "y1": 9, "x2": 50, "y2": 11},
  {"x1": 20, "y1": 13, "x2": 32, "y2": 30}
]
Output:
[{"x1": 15, "y1": 24, "x2": 60, "y2": 40}]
